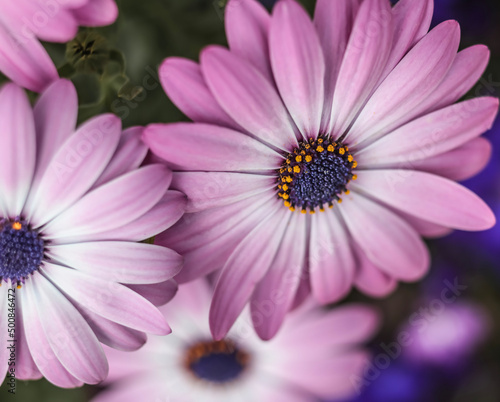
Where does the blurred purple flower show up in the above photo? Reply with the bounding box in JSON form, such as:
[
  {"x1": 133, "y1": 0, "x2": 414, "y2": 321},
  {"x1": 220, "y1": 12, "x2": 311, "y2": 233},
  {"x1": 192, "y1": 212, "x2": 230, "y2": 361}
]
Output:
[{"x1": 403, "y1": 302, "x2": 489, "y2": 367}]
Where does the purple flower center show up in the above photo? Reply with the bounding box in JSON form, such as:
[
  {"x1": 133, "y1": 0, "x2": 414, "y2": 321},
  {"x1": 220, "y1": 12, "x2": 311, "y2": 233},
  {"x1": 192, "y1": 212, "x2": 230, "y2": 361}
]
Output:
[
  {"x1": 0, "y1": 219, "x2": 44, "y2": 287},
  {"x1": 184, "y1": 340, "x2": 250, "y2": 384},
  {"x1": 277, "y1": 137, "x2": 357, "y2": 213}
]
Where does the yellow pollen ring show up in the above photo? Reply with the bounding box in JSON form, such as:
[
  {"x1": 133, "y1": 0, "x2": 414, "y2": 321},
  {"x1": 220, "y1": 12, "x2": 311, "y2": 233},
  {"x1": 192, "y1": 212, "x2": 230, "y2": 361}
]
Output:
[
  {"x1": 295, "y1": 155, "x2": 302, "y2": 163},
  {"x1": 327, "y1": 145, "x2": 335, "y2": 152},
  {"x1": 12, "y1": 222, "x2": 22, "y2": 231},
  {"x1": 293, "y1": 166, "x2": 301, "y2": 173},
  {"x1": 305, "y1": 155, "x2": 312, "y2": 162},
  {"x1": 316, "y1": 146, "x2": 324, "y2": 153}
]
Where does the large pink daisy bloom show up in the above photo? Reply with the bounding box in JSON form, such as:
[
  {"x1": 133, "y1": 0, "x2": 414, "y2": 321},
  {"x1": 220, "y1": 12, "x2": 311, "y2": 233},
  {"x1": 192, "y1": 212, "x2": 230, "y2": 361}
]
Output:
[
  {"x1": 92, "y1": 279, "x2": 378, "y2": 402},
  {"x1": 0, "y1": 79, "x2": 185, "y2": 387},
  {"x1": 0, "y1": 0, "x2": 118, "y2": 92},
  {"x1": 144, "y1": 0, "x2": 498, "y2": 341}
]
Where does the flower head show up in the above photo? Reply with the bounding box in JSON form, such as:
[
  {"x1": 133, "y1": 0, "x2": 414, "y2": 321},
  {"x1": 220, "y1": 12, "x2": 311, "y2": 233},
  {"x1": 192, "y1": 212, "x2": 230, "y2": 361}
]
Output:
[
  {"x1": 0, "y1": 79, "x2": 186, "y2": 387},
  {"x1": 0, "y1": 0, "x2": 119, "y2": 92},
  {"x1": 92, "y1": 279, "x2": 379, "y2": 402},
  {"x1": 144, "y1": 0, "x2": 498, "y2": 340}
]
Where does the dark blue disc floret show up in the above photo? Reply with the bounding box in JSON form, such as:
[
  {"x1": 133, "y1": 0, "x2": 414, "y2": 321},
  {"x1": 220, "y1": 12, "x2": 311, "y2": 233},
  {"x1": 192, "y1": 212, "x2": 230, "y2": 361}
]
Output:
[
  {"x1": 185, "y1": 340, "x2": 249, "y2": 384},
  {"x1": 277, "y1": 136, "x2": 358, "y2": 213},
  {"x1": 0, "y1": 219, "x2": 44, "y2": 286}
]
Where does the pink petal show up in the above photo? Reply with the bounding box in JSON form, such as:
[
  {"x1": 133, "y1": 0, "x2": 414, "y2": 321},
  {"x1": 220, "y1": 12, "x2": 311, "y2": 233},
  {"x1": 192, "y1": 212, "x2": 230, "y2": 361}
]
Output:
[
  {"x1": 338, "y1": 191, "x2": 429, "y2": 281},
  {"x1": 28, "y1": 114, "x2": 122, "y2": 227},
  {"x1": 89, "y1": 190, "x2": 187, "y2": 242},
  {"x1": 159, "y1": 58, "x2": 242, "y2": 130},
  {"x1": 48, "y1": 241, "x2": 182, "y2": 284},
  {"x1": 272, "y1": 350, "x2": 371, "y2": 400},
  {"x1": 328, "y1": 0, "x2": 393, "y2": 137},
  {"x1": 23, "y1": 79, "x2": 78, "y2": 216},
  {"x1": 291, "y1": 268, "x2": 312, "y2": 311},
  {"x1": 225, "y1": 0, "x2": 273, "y2": 81},
  {"x1": 20, "y1": 279, "x2": 84, "y2": 387},
  {"x1": 314, "y1": 0, "x2": 360, "y2": 130},
  {"x1": 162, "y1": 278, "x2": 212, "y2": 318},
  {"x1": 127, "y1": 279, "x2": 178, "y2": 307},
  {"x1": 381, "y1": 0, "x2": 433, "y2": 78},
  {"x1": 0, "y1": 83, "x2": 35, "y2": 218},
  {"x1": 251, "y1": 213, "x2": 307, "y2": 340},
  {"x1": 30, "y1": 271, "x2": 108, "y2": 384},
  {"x1": 92, "y1": 376, "x2": 163, "y2": 402},
  {"x1": 41, "y1": 262, "x2": 171, "y2": 335},
  {"x1": 394, "y1": 209, "x2": 452, "y2": 239},
  {"x1": 143, "y1": 122, "x2": 281, "y2": 171},
  {"x1": 12, "y1": 300, "x2": 43, "y2": 381},
  {"x1": 0, "y1": 23, "x2": 58, "y2": 92},
  {"x1": 309, "y1": 210, "x2": 355, "y2": 304},
  {"x1": 43, "y1": 164, "x2": 172, "y2": 241},
  {"x1": 270, "y1": 0, "x2": 324, "y2": 138},
  {"x1": 410, "y1": 137, "x2": 492, "y2": 182},
  {"x1": 210, "y1": 203, "x2": 289, "y2": 340},
  {"x1": 354, "y1": 245, "x2": 398, "y2": 297},
  {"x1": 76, "y1": 304, "x2": 147, "y2": 352},
  {"x1": 32, "y1": 79, "x2": 78, "y2": 184},
  {"x1": 71, "y1": 0, "x2": 119, "y2": 27},
  {"x1": 171, "y1": 171, "x2": 275, "y2": 213},
  {"x1": 352, "y1": 169, "x2": 496, "y2": 231},
  {"x1": 280, "y1": 304, "x2": 379, "y2": 350},
  {"x1": 349, "y1": 20, "x2": 460, "y2": 146},
  {"x1": 25, "y1": 8, "x2": 77, "y2": 43},
  {"x1": 419, "y1": 44, "x2": 491, "y2": 113},
  {"x1": 175, "y1": 210, "x2": 277, "y2": 283},
  {"x1": 201, "y1": 46, "x2": 297, "y2": 150},
  {"x1": 161, "y1": 194, "x2": 276, "y2": 283},
  {"x1": 93, "y1": 126, "x2": 149, "y2": 188},
  {"x1": 357, "y1": 97, "x2": 499, "y2": 166},
  {"x1": 355, "y1": 44, "x2": 491, "y2": 148}
]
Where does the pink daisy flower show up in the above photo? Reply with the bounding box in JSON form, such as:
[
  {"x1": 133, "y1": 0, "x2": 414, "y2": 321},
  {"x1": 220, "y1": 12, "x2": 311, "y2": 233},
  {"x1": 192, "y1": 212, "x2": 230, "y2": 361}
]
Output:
[
  {"x1": 0, "y1": 0, "x2": 118, "y2": 92},
  {"x1": 92, "y1": 279, "x2": 378, "y2": 402},
  {"x1": 0, "y1": 79, "x2": 186, "y2": 387},
  {"x1": 144, "y1": 0, "x2": 498, "y2": 340}
]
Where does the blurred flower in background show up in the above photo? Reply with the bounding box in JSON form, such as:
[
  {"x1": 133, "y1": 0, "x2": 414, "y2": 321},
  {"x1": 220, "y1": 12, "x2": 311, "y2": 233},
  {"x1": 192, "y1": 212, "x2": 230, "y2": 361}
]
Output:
[
  {"x1": 403, "y1": 302, "x2": 489, "y2": 368},
  {"x1": 92, "y1": 279, "x2": 379, "y2": 402}
]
